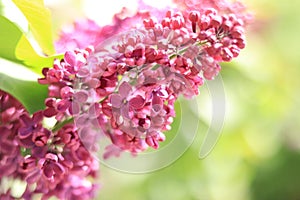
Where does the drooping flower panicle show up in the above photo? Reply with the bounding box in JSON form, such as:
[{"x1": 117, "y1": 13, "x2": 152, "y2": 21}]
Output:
[
  {"x1": 1, "y1": 0, "x2": 250, "y2": 199},
  {"x1": 39, "y1": 3, "x2": 248, "y2": 157},
  {"x1": 44, "y1": 8, "x2": 245, "y2": 160}
]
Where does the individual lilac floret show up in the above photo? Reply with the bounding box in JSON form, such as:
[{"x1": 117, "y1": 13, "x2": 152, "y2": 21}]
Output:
[{"x1": 18, "y1": 111, "x2": 51, "y2": 148}]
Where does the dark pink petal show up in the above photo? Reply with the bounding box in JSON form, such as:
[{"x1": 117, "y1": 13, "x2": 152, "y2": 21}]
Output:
[
  {"x1": 60, "y1": 86, "x2": 74, "y2": 99},
  {"x1": 19, "y1": 156, "x2": 37, "y2": 173},
  {"x1": 152, "y1": 94, "x2": 163, "y2": 112},
  {"x1": 18, "y1": 126, "x2": 33, "y2": 139},
  {"x1": 49, "y1": 84, "x2": 62, "y2": 97},
  {"x1": 43, "y1": 107, "x2": 57, "y2": 117},
  {"x1": 19, "y1": 114, "x2": 32, "y2": 126},
  {"x1": 0, "y1": 127, "x2": 10, "y2": 140},
  {"x1": 61, "y1": 159, "x2": 73, "y2": 169},
  {"x1": 129, "y1": 95, "x2": 145, "y2": 109},
  {"x1": 52, "y1": 162, "x2": 65, "y2": 175},
  {"x1": 146, "y1": 136, "x2": 159, "y2": 149},
  {"x1": 26, "y1": 169, "x2": 41, "y2": 184},
  {"x1": 45, "y1": 98, "x2": 56, "y2": 107},
  {"x1": 1, "y1": 141, "x2": 16, "y2": 154},
  {"x1": 18, "y1": 135, "x2": 34, "y2": 148},
  {"x1": 31, "y1": 146, "x2": 48, "y2": 158},
  {"x1": 32, "y1": 130, "x2": 50, "y2": 146},
  {"x1": 32, "y1": 111, "x2": 44, "y2": 123},
  {"x1": 64, "y1": 51, "x2": 76, "y2": 66},
  {"x1": 61, "y1": 133, "x2": 72, "y2": 143},
  {"x1": 0, "y1": 159, "x2": 18, "y2": 177},
  {"x1": 76, "y1": 146, "x2": 90, "y2": 161},
  {"x1": 43, "y1": 164, "x2": 54, "y2": 178},
  {"x1": 57, "y1": 100, "x2": 71, "y2": 112}
]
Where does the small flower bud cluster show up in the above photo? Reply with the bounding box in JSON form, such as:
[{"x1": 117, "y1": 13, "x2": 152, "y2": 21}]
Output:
[
  {"x1": 192, "y1": 9, "x2": 246, "y2": 62},
  {"x1": 141, "y1": 8, "x2": 247, "y2": 80},
  {"x1": 173, "y1": 0, "x2": 253, "y2": 23}
]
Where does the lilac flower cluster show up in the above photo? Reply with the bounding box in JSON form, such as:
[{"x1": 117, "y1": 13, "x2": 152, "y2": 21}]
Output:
[
  {"x1": 0, "y1": 89, "x2": 99, "y2": 199},
  {"x1": 39, "y1": 4, "x2": 248, "y2": 158},
  {"x1": 0, "y1": 0, "x2": 249, "y2": 199}
]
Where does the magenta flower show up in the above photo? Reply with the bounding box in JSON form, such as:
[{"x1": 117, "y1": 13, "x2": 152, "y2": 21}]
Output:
[
  {"x1": 18, "y1": 111, "x2": 51, "y2": 148},
  {"x1": 18, "y1": 111, "x2": 43, "y2": 139},
  {"x1": 56, "y1": 124, "x2": 81, "y2": 151},
  {"x1": 39, "y1": 153, "x2": 65, "y2": 182},
  {"x1": 110, "y1": 81, "x2": 146, "y2": 121},
  {"x1": 107, "y1": 131, "x2": 148, "y2": 156}
]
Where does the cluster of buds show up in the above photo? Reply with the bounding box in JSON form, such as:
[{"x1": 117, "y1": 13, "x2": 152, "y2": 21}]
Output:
[{"x1": 1, "y1": 0, "x2": 250, "y2": 199}]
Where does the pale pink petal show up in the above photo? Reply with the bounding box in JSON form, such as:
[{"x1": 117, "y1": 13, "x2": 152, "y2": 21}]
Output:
[
  {"x1": 110, "y1": 94, "x2": 123, "y2": 108},
  {"x1": 118, "y1": 82, "x2": 132, "y2": 98}
]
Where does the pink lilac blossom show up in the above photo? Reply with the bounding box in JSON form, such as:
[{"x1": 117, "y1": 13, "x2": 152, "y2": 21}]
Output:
[
  {"x1": 57, "y1": 18, "x2": 234, "y2": 157},
  {"x1": 39, "y1": 0, "x2": 249, "y2": 159},
  {"x1": 55, "y1": 19, "x2": 103, "y2": 53},
  {"x1": 0, "y1": 90, "x2": 26, "y2": 179},
  {"x1": 0, "y1": 88, "x2": 99, "y2": 199},
  {"x1": 54, "y1": 8, "x2": 144, "y2": 53},
  {"x1": 55, "y1": 0, "x2": 172, "y2": 54},
  {"x1": 0, "y1": 0, "x2": 250, "y2": 198}
]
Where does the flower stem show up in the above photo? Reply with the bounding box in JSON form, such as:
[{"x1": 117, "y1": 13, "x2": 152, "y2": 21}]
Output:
[{"x1": 52, "y1": 117, "x2": 74, "y2": 132}]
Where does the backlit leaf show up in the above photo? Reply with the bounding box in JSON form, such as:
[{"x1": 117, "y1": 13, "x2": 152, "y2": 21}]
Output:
[
  {"x1": 12, "y1": 0, "x2": 55, "y2": 55},
  {"x1": 0, "y1": 15, "x2": 63, "y2": 74}
]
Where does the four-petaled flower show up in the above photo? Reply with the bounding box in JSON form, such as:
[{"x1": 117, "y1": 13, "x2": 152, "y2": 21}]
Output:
[{"x1": 110, "y1": 81, "x2": 146, "y2": 123}]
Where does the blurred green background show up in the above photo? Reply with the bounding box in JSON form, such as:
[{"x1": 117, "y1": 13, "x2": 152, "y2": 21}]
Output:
[{"x1": 2, "y1": 0, "x2": 300, "y2": 199}]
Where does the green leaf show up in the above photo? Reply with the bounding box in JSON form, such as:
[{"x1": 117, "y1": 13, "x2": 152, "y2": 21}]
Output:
[
  {"x1": 0, "y1": 72, "x2": 47, "y2": 114},
  {"x1": 0, "y1": 15, "x2": 63, "y2": 74},
  {"x1": 0, "y1": 15, "x2": 21, "y2": 61},
  {"x1": 12, "y1": 0, "x2": 55, "y2": 55}
]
